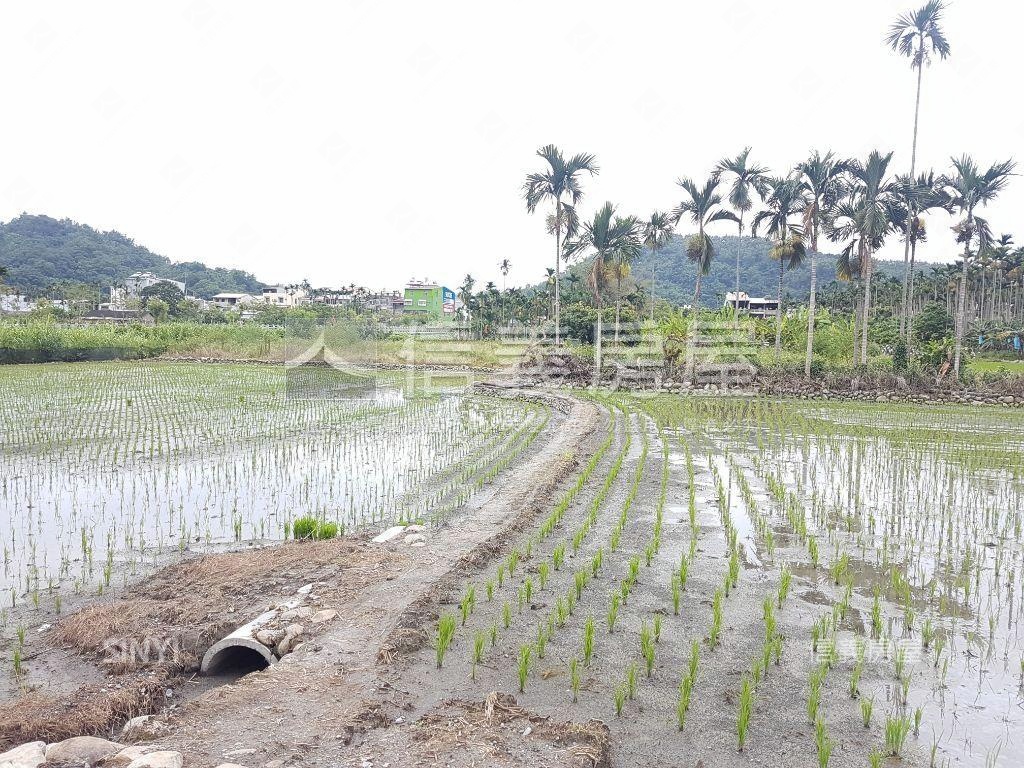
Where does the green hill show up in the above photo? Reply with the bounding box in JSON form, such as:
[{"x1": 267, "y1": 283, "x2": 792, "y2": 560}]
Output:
[
  {"x1": 594, "y1": 234, "x2": 931, "y2": 308},
  {"x1": 0, "y1": 214, "x2": 264, "y2": 299}
]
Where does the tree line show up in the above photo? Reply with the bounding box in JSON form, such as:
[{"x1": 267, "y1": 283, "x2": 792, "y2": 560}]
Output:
[{"x1": 510, "y1": 1, "x2": 1017, "y2": 377}]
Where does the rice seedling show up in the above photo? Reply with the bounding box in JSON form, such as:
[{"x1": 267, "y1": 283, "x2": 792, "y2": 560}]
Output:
[
  {"x1": 676, "y1": 678, "x2": 690, "y2": 730},
  {"x1": 570, "y1": 657, "x2": 580, "y2": 702},
  {"x1": 614, "y1": 684, "x2": 626, "y2": 716},
  {"x1": 435, "y1": 612, "x2": 456, "y2": 669},
  {"x1": 736, "y1": 677, "x2": 753, "y2": 751},
  {"x1": 607, "y1": 593, "x2": 620, "y2": 633},
  {"x1": 583, "y1": 615, "x2": 595, "y2": 666},
  {"x1": 885, "y1": 714, "x2": 911, "y2": 757},
  {"x1": 523, "y1": 578, "x2": 533, "y2": 605},
  {"x1": 626, "y1": 662, "x2": 638, "y2": 700},
  {"x1": 591, "y1": 547, "x2": 603, "y2": 578},
  {"x1": 868, "y1": 749, "x2": 884, "y2": 768},
  {"x1": 517, "y1": 644, "x2": 531, "y2": 693},
  {"x1": 914, "y1": 706, "x2": 923, "y2": 736},
  {"x1": 654, "y1": 614, "x2": 662, "y2": 643},
  {"x1": 778, "y1": 565, "x2": 792, "y2": 608},
  {"x1": 709, "y1": 589, "x2": 723, "y2": 647},
  {"x1": 537, "y1": 562, "x2": 549, "y2": 590},
  {"x1": 814, "y1": 718, "x2": 832, "y2": 768},
  {"x1": 502, "y1": 601, "x2": 511, "y2": 629},
  {"x1": 574, "y1": 571, "x2": 587, "y2": 601},
  {"x1": 535, "y1": 622, "x2": 547, "y2": 659},
  {"x1": 460, "y1": 584, "x2": 476, "y2": 626},
  {"x1": 471, "y1": 631, "x2": 485, "y2": 680},
  {"x1": 671, "y1": 575, "x2": 681, "y2": 616}
]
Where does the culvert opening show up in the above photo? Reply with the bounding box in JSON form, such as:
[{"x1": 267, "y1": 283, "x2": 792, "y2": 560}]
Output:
[{"x1": 202, "y1": 643, "x2": 272, "y2": 678}]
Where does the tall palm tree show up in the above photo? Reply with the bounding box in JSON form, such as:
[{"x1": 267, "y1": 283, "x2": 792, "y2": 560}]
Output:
[
  {"x1": 459, "y1": 274, "x2": 476, "y2": 338},
  {"x1": 499, "y1": 258, "x2": 511, "y2": 291},
  {"x1": 887, "y1": 1, "x2": 951, "y2": 342},
  {"x1": 795, "y1": 151, "x2": 850, "y2": 377},
  {"x1": 846, "y1": 152, "x2": 899, "y2": 363},
  {"x1": 753, "y1": 177, "x2": 807, "y2": 356},
  {"x1": 938, "y1": 156, "x2": 1016, "y2": 375},
  {"x1": 564, "y1": 202, "x2": 642, "y2": 378},
  {"x1": 642, "y1": 212, "x2": 674, "y2": 322},
  {"x1": 523, "y1": 145, "x2": 599, "y2": 346},
  {"x1": 713, "y1": 148, "x2": 771, "y2": 311},
  {"x1": 672, "y1": 176, "x2": 739, "y2": 308}
]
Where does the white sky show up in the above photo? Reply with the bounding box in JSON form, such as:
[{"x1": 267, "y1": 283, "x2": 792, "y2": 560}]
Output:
[{"x1": 1, "y1": 1, "x2": 1020, "y2": 291}]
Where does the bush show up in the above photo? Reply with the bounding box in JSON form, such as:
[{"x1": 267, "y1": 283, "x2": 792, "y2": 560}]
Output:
[
  {"x1": 292, "y1": 516, "x2": 318, "y2": 540},
  {"x1": 292, "y1": 515, "x2": 339, "y2": 540},
  {"x1": 913, "y1": 303, "x2": 953, "y2": 344},
  {"x1": 892, "y1": 339, "x2": 908, "y2": 373}
]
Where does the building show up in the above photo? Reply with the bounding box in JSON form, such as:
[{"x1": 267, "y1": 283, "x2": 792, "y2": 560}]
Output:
[
  {"x1": 110, "y1": 272, "x2": 186, "y2": 307},
  {"x1": 211, "y1": 292, "x2": 257, "y2": 309},
  {"x1": 261, "y1": 286, "x2": 309, "y2": 307},
  {"x1": 724, "y1": 292, "x2": 779, "y2": 319},
  {"x1": 364, "y1": 291, "x2": 405, "y2": 313},
  {"x1": 312, "y1": 289, "x2": 404, "y2": 313},
  {"x1": 0, "y1": 294, "x2": 36, "y2": 314},
  {"x1": 403, "y1": 280, "x2": 457, "y2": 322},
  {"x1": 79, "y1": 309, "x2": 155, "y2": 326}
]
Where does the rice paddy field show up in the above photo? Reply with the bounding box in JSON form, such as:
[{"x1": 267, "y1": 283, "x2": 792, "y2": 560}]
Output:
[
  {"x1": 0, "y1": 361, "x2": 546, "y2": 606},
  {"x1": 406, "y1": 392, "x2": 1024, "y2": 768}
]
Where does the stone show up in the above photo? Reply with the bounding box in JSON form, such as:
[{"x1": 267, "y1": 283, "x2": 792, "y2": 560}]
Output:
[
  {"x1": 0, "y1": 741, "x2": 45, "y2": 768},
  {"x1": 104, "y1": 747, "x2": 154, "y2": 768},
  {"x1": 403, "y1": 533, "x2": 425, "y2": 545},
  {"x1": 404, "y1": 524, "x2": 425, "y2": 533},
  {"x1": 223, "y1": 749, "x2": 257, "y2": 758},
  {"x1": 279, "y1": 607, "x2": 313, "y2": 621},
  {"x1": 214, "y1": 765, "x2": 249, "y2": 768},
  {"x1": 45, "y1": 736, "x2": 125, "y2": 766},
  {"x1": 120, "y1": 715, "x2": 169, "y2": 743},
  {"x1": 276, "y1": 624, "x2": 304, "y2": 655},
  {"x1": 295, "y1": 584, "x2": 313, "y2": 595},
  {"x1": 263, "y1": 762, "x2": 286, "y2": 768},
  {"x1": 255, "y1": 629, "x2": 286, "y2": 647},
  {"x1": 125, "y1": 752, "x2": 183, "y2": 768},
  {"x1": 310, "y1": 609, "x2": 338, "y2": 625}
]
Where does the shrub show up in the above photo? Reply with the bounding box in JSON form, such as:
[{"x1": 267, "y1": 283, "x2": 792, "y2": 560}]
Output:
[{"x1": 292, "y1": 515, "x2": 338, "y2": 540}]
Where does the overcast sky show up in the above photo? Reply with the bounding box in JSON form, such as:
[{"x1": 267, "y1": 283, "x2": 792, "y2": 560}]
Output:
[{"x1": 1, "y1": 1, "x2": 1020, "y2": 291}]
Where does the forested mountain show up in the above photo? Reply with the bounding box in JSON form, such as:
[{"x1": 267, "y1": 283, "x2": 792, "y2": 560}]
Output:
[
  {"x1": 578, "y1": 234, "x2": 934, "y2": 308},
  {"x1": 0, "y1": 214, "x2": 264, "y2": 299}
]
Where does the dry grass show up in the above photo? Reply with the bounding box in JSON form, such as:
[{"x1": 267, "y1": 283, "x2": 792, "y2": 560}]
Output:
[
  {"x1": 410, "y1": 693, "x2": 612, "y2": 768},
  {"x1": 0, "y1": 672, "x2": 169, "y2": 749}
]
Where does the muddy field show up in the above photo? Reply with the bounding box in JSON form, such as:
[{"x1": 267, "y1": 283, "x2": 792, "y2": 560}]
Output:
[{"x1": 1, "y1": 371, "x2": 1021, "y2": 767}]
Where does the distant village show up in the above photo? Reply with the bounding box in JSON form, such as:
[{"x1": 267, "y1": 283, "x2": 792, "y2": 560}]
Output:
[{"x1": 0, "y1": 271, "x2": 464, "y2": 325}]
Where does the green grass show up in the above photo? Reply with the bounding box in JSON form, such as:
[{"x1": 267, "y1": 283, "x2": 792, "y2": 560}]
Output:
[{"x1": 970, "y1": 358, "x2": 1024, "y2": 373}]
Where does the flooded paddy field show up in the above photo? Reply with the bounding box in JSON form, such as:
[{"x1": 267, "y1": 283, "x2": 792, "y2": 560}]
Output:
[{"x1": 0, "y1": 361, "x2": 544, "y2": 606}]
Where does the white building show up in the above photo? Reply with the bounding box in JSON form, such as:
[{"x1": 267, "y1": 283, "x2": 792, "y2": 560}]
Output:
[
  {"x1": 0, "y1": 294, "x2": 36, "y2": 314},
  {"x1": 261, "y1": 286, "x2": 309, "y2": 307},
  {"x1": 724, "y1": 291, "x2": 779, "y2": 319},
  {"x1": 109, "y1": 271, "x2": 186, "y2": 308},
  {"x1": 211, "y1": 292, "x2": 257, "y2": 309}
]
